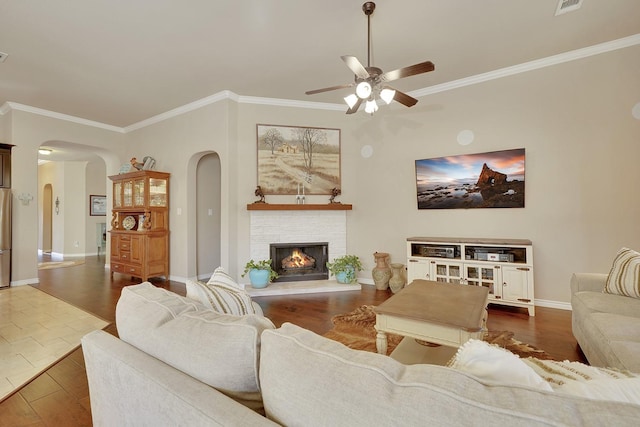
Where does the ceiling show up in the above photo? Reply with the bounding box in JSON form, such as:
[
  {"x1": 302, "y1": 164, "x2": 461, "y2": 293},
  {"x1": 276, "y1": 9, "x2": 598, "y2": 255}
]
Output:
[{"x1": 1, "y1": 0, "x2": 639, "y2": 130}]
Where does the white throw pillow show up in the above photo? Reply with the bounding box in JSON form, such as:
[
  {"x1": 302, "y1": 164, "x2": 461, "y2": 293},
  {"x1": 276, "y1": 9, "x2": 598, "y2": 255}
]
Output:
[
  {"x1": 186, "y1": 267, "x2": 256, "y2": 315},
  {"x1": 447, "y1": 339, "x2": 552, "y2": 391},
  {"x1": 605, "y1": 247, "x2": 640, "y2": 298}
]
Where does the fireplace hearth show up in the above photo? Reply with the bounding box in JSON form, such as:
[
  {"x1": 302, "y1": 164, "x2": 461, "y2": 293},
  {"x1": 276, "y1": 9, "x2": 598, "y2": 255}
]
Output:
[{"x1": 270, "y1": 242, "x2": 329, "y2": 282}]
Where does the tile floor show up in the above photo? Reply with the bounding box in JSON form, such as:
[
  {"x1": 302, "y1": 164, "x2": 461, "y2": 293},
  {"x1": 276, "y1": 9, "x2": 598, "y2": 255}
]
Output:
[{"x1": 0, "y1": 286, "x2": 109, "y2": 400}]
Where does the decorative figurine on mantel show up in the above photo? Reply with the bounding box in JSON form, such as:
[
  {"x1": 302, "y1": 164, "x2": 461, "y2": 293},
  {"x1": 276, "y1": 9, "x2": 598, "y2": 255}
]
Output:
[
  {"x1": 254, "y1": 185, "x2": 266, "y2": 203},
  {"x1": 329, "y1": 187, "x2": 341, "y2": 204}
]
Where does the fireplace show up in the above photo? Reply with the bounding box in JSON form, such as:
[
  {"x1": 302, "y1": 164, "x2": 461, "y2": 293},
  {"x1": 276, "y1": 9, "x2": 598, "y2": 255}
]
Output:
[{"x1": 270, "y1": 242, "x2": 329, "y2": 282}]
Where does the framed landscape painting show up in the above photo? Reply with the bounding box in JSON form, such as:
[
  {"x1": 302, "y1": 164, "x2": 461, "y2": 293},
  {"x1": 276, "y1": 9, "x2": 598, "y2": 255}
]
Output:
[
  {"x1": 256, "y1": 124, "x2": 341, "y2": 195},
  {"x1": 415, "y1": 148, "x2": 525, "y2": 209},
  {"x1": 90, "y1": 194, "x2": 107, "y2": 216}
]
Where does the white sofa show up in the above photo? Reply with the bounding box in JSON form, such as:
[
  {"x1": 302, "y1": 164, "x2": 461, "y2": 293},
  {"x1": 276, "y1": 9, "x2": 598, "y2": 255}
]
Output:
[
  {"x1": 82, "y1": 282, "x2": 640, "y2": 426},
  {"x1": 571, "y1": 272, "x2": 640, "y2": 372}
]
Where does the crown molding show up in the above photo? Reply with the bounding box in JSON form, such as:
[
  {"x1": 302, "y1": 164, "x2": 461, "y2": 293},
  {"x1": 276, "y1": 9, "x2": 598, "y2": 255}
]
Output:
[
  {"x1": 0, "y1": 102, "x2": 11, "y2": 115},
  {"x1": 123, "y1": 91, "x2": 233, "y2": 132},
  {"x1": 0, "y1": 101, "x2": 124, "y2": 133},
  {"x1": 3, "y1": 34, "x2": 638, "y2": 133},
  {"x1": 410, "y1": 33, "x2": 640, "y2": 98},
  {"x1": 124, "y1": 92, "x2": 344, "y2": 133},
  {"x1": 237, "y1": 95, "x2": 344, "y2": 111}
]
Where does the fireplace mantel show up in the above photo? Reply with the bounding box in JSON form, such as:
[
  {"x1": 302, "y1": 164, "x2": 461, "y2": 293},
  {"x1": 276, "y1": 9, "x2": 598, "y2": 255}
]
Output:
[{"x1": 247, "y1": 203, "x2": 352, "y2": 211}]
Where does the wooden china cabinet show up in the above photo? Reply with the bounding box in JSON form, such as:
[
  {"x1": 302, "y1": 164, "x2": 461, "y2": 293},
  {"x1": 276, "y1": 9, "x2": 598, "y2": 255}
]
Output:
[{"x1": 109, "y1": 170, "x2": 170, "y2": 281}]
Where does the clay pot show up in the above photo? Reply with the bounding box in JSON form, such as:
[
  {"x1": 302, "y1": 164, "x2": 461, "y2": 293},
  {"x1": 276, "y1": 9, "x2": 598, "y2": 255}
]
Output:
[
  {"x1": 372, "y1": 252, "x2": 391, "y2": 290},
  {"x1": 389, "y1": 263, "x2": 406, "y2": 293}
]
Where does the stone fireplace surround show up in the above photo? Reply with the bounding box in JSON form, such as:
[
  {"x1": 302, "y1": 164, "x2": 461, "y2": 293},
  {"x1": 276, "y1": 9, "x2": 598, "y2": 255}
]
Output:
[{"x1": 248, "y1": 209, "x2": 357, "y2": 296}]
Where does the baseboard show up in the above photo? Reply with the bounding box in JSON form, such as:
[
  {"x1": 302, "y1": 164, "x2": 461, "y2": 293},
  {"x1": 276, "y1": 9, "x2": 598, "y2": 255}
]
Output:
[
  {"x1": 535, "y1": 299, "x2": 572, "y2": 311},
  {"x1": 10, "y1": 278, "x2": 40, "y2": 286}
]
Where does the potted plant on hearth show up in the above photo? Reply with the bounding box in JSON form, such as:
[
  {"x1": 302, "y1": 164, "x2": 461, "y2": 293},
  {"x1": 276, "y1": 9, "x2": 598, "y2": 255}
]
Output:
[
  {"x1": 242, "y1": 259, "x2": 278, "y2": 289},
  {"x1": 326, "y1": 255, "x2": 363, "y2": 284}
]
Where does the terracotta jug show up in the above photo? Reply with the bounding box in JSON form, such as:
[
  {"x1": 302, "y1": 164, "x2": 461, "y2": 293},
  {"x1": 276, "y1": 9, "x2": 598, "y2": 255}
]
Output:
[
  {"x1": 389, "y1": 263, "x2": 406, "y2": 293},
  {"x1": 372, "y1": 252, "x2": 391, "y2": 290}
]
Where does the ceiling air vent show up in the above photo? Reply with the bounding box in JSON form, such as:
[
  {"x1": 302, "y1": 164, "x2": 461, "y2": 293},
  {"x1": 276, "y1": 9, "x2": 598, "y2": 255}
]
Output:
[
  {"x1": 0, "y1": 52, "x2": 8, "y2": 63},
  {"x1": 555, "y1": 0, "x2": 583, "y2": 16}
]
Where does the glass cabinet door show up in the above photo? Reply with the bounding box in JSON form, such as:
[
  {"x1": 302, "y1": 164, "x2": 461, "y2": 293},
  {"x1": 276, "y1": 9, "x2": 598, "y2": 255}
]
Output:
[
  {"x1": 133, "y1": 179, "x2": 145, "y2": 207},
  {"x1": 123, "y1": 180, "x2": 133, "y2": 207},
  {"x1": 149, "y1": 178, "x2": 167, "y2": 207},
  {"x1": 113, "y1": 182, "x2": 122, "y2": 208},
  {"x1": 432, "y1": 261, "x2": 463, "y2": 283},
  {"x1": 465, "y1": 264, "x2": 498, "y2": 296}
]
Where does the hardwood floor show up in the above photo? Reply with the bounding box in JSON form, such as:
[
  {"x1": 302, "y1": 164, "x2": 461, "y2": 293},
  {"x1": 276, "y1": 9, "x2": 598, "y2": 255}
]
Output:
[{"x1": 0, "y1": 255, "x2": 586, "y2": 426}]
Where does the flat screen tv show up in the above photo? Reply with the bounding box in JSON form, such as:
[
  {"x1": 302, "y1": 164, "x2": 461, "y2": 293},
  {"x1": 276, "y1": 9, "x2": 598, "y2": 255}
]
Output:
[{"x1": 415, "y1": 148, "x2": 525, "y2": 209}]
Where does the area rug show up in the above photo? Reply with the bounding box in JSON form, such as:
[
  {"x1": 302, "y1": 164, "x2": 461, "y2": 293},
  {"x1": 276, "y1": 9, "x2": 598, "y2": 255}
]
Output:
[
  {"x1": 0, "y1": 286, "x2": 110, "y2": 402},
  {"x1": 322, "y1": 305, "x2": 553, "y2": 360},
  {"x1": 37, "y1": 259, "x2": 85, "y2": 270}
]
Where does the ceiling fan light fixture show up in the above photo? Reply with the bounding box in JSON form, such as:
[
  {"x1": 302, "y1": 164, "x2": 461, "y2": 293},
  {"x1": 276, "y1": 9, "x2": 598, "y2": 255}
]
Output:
[
  {"x1": 380, "y1": 88, "x2": 396, "y2": 104},
  {"x1": 355, "y1": 81, "x2": 372, "y2": 99},
  {"x1": 344, "y1": 94, "x2": 359, "y2": 108},
  {"x1": 364, "y1": 99, "x2": 378, "y2": 114}
]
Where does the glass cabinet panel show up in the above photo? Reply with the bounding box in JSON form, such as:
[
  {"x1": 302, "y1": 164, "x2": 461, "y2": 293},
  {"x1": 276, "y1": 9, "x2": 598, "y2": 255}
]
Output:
[
  {"x1": 123, "y1": 181, "x2": 133, "y2": 207},
  {"x1": 113, "y1": 182, "x2": 122, "y2": 208},
  {"x1": 133, "y1": 179, "x2": 145, "y2": 207},
  {"x1": 465, "y1": 264, "x2": 497, "y2": 296},
  {"x1": 149, "y1": 178, "x2": 167, "y2": 207},
  {"x1": 434, "y1": 262, "x2": 462, "y2": 283}
]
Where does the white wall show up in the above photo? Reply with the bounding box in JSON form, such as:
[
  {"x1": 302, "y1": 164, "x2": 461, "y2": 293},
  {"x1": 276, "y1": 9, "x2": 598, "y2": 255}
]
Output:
[
  {"x1": 231, "y1": 45, "x2": 640, "y2": 305},
  {"x1": 2, "y1": 43, "x2": 639, "y2": 307},
  {"x1": 7, "y1": 111, "x2": 123, "y2": 284}
]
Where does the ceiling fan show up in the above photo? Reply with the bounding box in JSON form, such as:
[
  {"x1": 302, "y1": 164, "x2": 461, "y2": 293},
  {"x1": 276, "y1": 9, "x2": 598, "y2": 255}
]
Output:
[{"x1": 305, "y1": 2, "x2": 435, "y2": 114}]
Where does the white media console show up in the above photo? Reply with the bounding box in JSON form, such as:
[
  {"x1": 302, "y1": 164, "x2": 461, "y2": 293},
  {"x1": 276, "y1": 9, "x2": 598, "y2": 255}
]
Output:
[{"x1": 406, "y1": 237, "x2": 535, "y2": 316}]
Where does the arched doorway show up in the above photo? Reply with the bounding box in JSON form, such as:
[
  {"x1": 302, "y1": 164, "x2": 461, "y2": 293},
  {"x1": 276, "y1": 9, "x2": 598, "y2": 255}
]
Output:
[{"x1": 196, "y1": 153, "x2": 221, "y2": 279}]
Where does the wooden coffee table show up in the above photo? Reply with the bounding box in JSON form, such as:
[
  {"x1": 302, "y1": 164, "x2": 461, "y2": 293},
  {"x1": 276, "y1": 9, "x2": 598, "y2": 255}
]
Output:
[{"x1": 374, "y1": 280, "x2": 489, "y2": 364}]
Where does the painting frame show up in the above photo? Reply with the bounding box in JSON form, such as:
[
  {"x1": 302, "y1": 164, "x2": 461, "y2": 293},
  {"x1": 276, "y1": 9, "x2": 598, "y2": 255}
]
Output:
[
  {"x1": 90, "y1": 194, "x2": 107, "y2": 216},
  {"x1": 415, "y1": 148, "x2": 525, "y2": 210},
  {"x1": 256, "y1": 124, "x2": 341, "y2": 195}
]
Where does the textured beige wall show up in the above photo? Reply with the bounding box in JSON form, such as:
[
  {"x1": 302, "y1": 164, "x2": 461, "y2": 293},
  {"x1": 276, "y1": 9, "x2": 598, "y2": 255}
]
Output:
[
  {"x1": 233, "y1": 45, "x2": 640, "y2": 305},
  {"x1": 7, "y1": 111, "x2": 123, "y2": 284},
  {"x1": 4, "y1": 44, "x2": 639, "y2": 306}
]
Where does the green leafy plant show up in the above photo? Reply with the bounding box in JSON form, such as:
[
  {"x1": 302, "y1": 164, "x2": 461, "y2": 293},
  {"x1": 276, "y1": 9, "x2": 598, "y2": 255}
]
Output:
[
  {"x1": 326, "y1": 255, "x2": 363, "y2": 284},
  {"x1": 241, "y1": 259, "x2": 278, "y2": 282}
]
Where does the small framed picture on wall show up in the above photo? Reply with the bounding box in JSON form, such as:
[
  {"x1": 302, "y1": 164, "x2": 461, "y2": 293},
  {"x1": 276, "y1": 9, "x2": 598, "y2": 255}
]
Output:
[{"x1": 90, "y1": 195, "x2": 107, "y2": 216}]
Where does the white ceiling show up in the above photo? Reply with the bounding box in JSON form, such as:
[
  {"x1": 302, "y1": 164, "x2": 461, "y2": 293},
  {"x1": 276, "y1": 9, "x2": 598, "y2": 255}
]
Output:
[{"x1": 1, "y1": 0, "x2": 639, "y2": 129}]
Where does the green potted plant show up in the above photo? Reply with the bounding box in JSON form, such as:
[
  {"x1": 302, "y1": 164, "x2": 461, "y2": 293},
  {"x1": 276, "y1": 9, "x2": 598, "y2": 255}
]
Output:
[
  {"x1": 326, "y1": 255, "x2": 363, "y2": 284},
  {"x1": 242, "y1": 259, "x2": 278, "y2": 289}
]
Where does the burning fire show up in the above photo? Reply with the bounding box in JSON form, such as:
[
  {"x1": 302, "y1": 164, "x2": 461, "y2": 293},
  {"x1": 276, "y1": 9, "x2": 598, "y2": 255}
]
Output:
[{"x1": 282, "y1": 248, "x2": 316, "y2": 270}]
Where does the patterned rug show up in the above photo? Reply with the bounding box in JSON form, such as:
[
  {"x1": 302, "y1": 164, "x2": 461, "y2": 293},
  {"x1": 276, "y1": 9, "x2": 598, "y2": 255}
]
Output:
[{"x1": 322, "y1": 305, "x2": 553, "y2": 360}]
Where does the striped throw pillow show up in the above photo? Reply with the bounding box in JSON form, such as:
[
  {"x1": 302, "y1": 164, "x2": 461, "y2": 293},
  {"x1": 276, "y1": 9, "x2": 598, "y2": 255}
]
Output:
[
  {"x1": 604, "y1": 248, "x2": 640, "y2": 298},
  {"x1": 186, "y1": 267, "x2": 256, "y2": 315}
]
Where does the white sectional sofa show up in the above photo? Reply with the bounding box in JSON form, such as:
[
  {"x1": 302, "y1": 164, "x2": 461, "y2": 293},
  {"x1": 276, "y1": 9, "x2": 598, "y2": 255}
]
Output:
[{"x1": 82, "y1": 282, "x2": 640, "y2": 426}]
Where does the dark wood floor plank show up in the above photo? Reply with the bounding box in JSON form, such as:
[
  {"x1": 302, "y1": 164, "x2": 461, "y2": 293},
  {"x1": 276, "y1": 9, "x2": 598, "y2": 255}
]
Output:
[
  {"x1": 29, "y1": 389, "x2": 92, "y2": 427},
  {"x1": 0, "y1": 392, "x2": 45, "y2": 426},
  {"x1": 18, "y1": 374, "x2": 61, "y2": 404}
]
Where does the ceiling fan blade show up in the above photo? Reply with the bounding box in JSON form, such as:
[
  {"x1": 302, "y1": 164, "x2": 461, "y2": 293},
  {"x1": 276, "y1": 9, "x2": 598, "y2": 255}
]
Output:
[
  {"x1": 305, "y1": 83, "x2": 354, "y2": 95},
  {"x1": 341, "y1": 55, "x2": 370, "y2": 79},
  {"x1": 346, "y1": 98, "x2": 363, "y2": 114},
  {"x1": 379, "y1": 61, "x2": 435, "y2": 83},
  {"x1": 391, "y1": 89, "x2": 419, "y2": 108}
]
